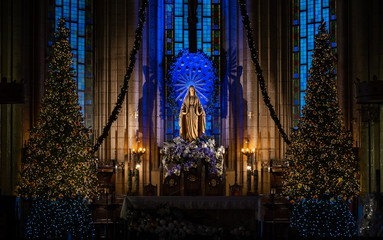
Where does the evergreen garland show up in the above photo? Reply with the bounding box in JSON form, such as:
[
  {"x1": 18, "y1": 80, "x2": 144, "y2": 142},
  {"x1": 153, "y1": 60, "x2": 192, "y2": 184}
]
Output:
[
  {"x1": 93, "y1": 0, "x2": 149, "y2": 153},
  {"x1": 238, "y1": 0, "x2": 290, "y2": 145}
]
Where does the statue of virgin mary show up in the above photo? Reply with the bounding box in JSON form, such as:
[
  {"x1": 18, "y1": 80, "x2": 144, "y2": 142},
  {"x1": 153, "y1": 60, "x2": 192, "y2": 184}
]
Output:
[{"x1": 179, "y1": 86, "x2": 206, "y2": 141}]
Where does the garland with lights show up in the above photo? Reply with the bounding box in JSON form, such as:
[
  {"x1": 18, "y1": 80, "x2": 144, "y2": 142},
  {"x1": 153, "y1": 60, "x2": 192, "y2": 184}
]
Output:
[
  {"x1": 238, "y1": 0, "x2": 290, "y2": 145},
  {"x1": 166, "y1": 49, "x2": 220, "y2": 116},
  {"x1": 92, "y1": 0, "x2": 148, "y2": 153},
  {"x1": 291, "y1": 199, "x2": 357, "y2": 237},
  {"x1": 25, "y1": 198, "x2": 94, "y2": 239}
]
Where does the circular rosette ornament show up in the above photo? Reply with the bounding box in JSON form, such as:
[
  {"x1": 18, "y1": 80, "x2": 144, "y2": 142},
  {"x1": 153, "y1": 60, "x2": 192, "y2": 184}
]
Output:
[{"x1": 167, "y1": 49, "x2": 219, "y2": 115}]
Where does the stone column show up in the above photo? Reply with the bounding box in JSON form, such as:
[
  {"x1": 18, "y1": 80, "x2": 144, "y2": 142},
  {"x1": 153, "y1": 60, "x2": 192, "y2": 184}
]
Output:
[
  {"x1": 94, "y1": 0, "x2": 138, "y2": 194},
  {"x1": 0, "y1": 0, "x2": 46, "y2": 196}
]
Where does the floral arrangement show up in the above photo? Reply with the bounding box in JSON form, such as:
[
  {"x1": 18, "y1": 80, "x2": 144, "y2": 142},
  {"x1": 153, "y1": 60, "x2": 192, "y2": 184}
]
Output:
[{"x1": 160, "y1": 136, "x2": 224, "y2": 177}]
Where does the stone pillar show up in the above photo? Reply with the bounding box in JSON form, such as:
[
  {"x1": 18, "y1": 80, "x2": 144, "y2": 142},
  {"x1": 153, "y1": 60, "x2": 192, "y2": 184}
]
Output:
[
  {"x1": 94, "y1": 0, "x2": 138, "y2": 194},
  {"x1": 225, "y1": 0, "x2": 291, "y2": 195},
  {"x1": 0, "y1": 0, "x2": 46, "y2": 196},
  {"x1": 338, "y1": 0, "x2": 383, "y2": 194}
]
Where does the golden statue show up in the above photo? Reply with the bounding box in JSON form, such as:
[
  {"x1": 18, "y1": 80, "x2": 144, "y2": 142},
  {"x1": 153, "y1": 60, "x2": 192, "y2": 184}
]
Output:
[{"x1": 179, "y1": 86, "x2": 206, "y2": 141}]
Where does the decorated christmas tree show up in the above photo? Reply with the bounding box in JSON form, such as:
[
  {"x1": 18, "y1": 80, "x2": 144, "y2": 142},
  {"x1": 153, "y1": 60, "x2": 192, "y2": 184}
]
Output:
[
  {"x1": 282, "y1": 21, "x2": 360, "y2": 237},
  {"x1": 17, "y1": 18, "x2": 98, "y2": 238}
]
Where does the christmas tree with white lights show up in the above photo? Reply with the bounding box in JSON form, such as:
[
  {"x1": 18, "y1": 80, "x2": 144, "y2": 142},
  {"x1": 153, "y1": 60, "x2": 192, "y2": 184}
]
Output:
[
  {"x1": 282, "y1": 21, "x2": 360, "y2": 237},
  {"x1": 18, "y1": 18, "x2": 98, "y2": 239}
]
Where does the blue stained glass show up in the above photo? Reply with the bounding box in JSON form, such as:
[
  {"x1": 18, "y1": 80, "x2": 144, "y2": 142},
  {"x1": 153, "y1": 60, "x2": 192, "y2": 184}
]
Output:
[
  {"x1": 203, "y1": 0, "x2": 211, "y2": 16},
  {"x1": 197, "y1": 30, "x2": 202, "y2": 50},
  {"x1": 203, "y1": 43, "x2": 211, "y2": 56},
  {"x1": 55, "y1": 7, "x2": 62, "y2": 28},
  {"x1": 70, "y1": 23, "x2": 78, "y2": 48},
  {"x1": 184, "y1": 30, "x2": 189, "y2": 49},
  {"x1": 308, "y1": 24, "x2": 314, "y2": 50},
  {"x1": 332, "y1": 42, "x2": 336, "y2": 47},
  {"x1": 197, "y1": 5, "x2": 202, "y2": 29},
  {"x1": 300, "y1": 0, "x2": 307, "y2": 10},
  {"x1": 78, "y1": 91, "x2": 84, "y2": 109},
  {"x1": 71, "y1": 0, "x2": 78, "y2": 22},
  {"x1": 323, "y1": 8, "x2": 329, "y2": 27},
  {"x1": 203, "y1": 17, "x2": 211, "y2": 42},
  {"x1": 79, "y1": 0, "x2": 85, "y2": 9},
  {"x1": 300, "y1": 92, "x2": 306, "y2": 110},
  {"x1": 308, "y1": 51, "x2": 313, "y2": 69},
  {"x1": 56, "y1": 0, "x2": 62, "y2": 6},
  {"x1": 300, "y1": 65, "x2": 307, "y2": 91},
  {"x1": 184, "y1": 5, "x2": 188, "y2": 29},
  {"x1": 175, "y1": 43, "x2": 183, "y2": 55},
  {"x1": 294, "y1": 0, "x2": 336, "y2": 116},
  {"x1": 79, "y1": 11, "x2": 85, "y2": 35},
  {"x1": 166, "y1": 5, "x2": 173, "y2": 29},
  {"x1": 72, "y1": 49, "x2": 77, "y2": 62},
  {"x1": 78, "y1": 37, "x2": 85, "y2": 63},
  {"x1": 300, "y1": 39, "x2": 307, "y2": 64},
  {"x1": 315, "y1": 0, "x2": 322, "y2": 22},
  {"x1": 78, "y1": 65, "x2": 85, "y2": 90},
  {"x1": 307, "y1": 0, "x2": 314, "y2": 22},
  {"x1": 63, "y1": 0, "x2": 70, "y2": 19},
  {"x1": 175, "y1": 17, "x2": 183, "y2": 42},
  {"x1": 175, "y1": 0, "x2": 183, "y2": 16},
  {"x1": 300, "y1": 12, "x2": 307, "y2": 37}
]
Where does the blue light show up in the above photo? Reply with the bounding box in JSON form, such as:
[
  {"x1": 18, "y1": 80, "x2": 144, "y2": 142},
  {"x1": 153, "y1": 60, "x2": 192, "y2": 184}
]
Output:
[
  {"x1": 291, "y1": 199, "x2": 357, "y2": 237},
  {"x1": 168, "y1": 49, "x2": 218, "y2": 125}
]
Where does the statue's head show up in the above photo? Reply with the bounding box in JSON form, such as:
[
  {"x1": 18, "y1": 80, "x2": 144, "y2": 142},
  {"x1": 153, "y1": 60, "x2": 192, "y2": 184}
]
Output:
[{"x1": 188, "y1": 86, "x2": 196, "y2": 96}]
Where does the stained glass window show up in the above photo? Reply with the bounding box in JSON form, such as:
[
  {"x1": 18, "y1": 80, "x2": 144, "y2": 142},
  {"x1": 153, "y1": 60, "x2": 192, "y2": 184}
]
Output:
[
  {"x1": 165, "y1": 0, "x2": 221, "y2": 143},
  {"x1": 292, "y1": 0, "x2": 336, "y2": 127},
  {"x1": 48, "y1": 0, "x2": 93, "y2": 128}
]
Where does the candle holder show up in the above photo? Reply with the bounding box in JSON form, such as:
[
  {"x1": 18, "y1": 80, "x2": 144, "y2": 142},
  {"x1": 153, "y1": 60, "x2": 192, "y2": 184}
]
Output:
[
  {"x1": 241, "y1": 148, "x2": 256, "y2": 193},
  {"x1": 132, "y1": 148, "x2": 145, "y2": 193},
  {"x1": 132, "y1": 147, "x2": 146, "y2": 170}
]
